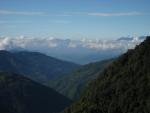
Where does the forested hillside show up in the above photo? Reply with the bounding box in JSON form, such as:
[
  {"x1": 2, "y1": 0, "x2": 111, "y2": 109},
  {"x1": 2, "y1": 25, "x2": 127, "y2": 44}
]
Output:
[
  {"x1": 49, "y1": 59, "x2": 113, "y2": 100},
  {"x1": 0, "y1": 51, "x2": 79, "y2": 85},
  {"x1": 63, "y1": 36, "x2": 150, "y2": 113},
  {"x1": 0, "y1": 72, "x2": 71, "y2": 113}
]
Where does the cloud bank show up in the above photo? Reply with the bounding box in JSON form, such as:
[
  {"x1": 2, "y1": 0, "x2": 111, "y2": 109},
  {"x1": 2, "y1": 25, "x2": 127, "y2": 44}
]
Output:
[
  {"x1": 0, "y1": 36, "x2": 145, "y2": 64},
  {"x1": 0, "y1": 36, "x2": 144, "y2": 51}
]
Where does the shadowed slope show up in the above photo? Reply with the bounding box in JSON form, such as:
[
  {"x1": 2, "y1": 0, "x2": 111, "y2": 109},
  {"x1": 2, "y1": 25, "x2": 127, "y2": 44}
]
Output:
[
  {"x1": 63, "y1": 36, "x2": 150, "y2": 113},
  {"x1": 49, "y1": 59, "x2": 113, "y2": 100},
  {"x1": 0, "y1": 51, "x2": 79, "y2": 85},
  {"x1": 0, "y1": 72, "x2": 71, "y2": 113}
]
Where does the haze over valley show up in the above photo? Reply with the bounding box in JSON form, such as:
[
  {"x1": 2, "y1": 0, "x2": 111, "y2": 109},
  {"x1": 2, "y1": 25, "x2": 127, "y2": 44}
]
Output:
[{"x1": 0, "y1": 36, "x2": 145, "y2": 64}]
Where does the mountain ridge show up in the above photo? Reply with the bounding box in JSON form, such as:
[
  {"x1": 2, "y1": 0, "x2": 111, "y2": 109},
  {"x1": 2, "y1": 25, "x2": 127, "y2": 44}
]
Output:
[
  {"x1": 0, "y1": 50, "x2": 79, "y2": 86},
  {"x1": 0, "y1": 72, "x2": 71, "y2": 113},
  {"x1": 63, "y1": 36, "x2": 150, "y2": 113},
  {"x1": 49, "y1": 59, "x2": 114, "y2": 100}
]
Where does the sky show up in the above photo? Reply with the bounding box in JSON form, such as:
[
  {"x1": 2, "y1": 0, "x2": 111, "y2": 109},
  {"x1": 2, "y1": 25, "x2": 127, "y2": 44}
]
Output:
[{"x1": 0, "y1": 0, "x2": 150, "y2": 39}]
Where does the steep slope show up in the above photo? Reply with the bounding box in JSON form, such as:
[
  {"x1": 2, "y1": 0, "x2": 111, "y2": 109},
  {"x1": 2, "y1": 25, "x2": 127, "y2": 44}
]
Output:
[
  {"x1": 0, "y1": 72, "x2": 71, "y2": 113},
  {"x1": 63, "y1": 36, "x2": 150, "y2": 113},
  {"x1": 0, "y1": 51, "x2": 79, "y2": 85},
  {"x1": 49, "y1": 59, "x2": 113, "y2": 100}
]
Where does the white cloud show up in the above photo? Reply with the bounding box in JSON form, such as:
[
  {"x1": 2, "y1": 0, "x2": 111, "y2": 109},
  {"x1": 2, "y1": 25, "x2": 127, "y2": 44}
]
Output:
[
  {"x1": 68, "y1": 42, "x2": 77, "y2": 48},
  {"x1": 0, "y1": 36, "x2": 144, "y2": 51},
  {"x1": 0, "y1": 9, "x2": 144, "y2": 17},
  {"x1": 0, "y1": 36, "x2": 145, "y2": 64},
  {"x1": 54, "y1": 12, "x2": 144, "y2": 17},
  {"x1": 87, "y1": 12, "x2": 142, "y2": 17},
  {"x1": 0, "y1": 37, "x2": 14, "y2": 50},
  {"x1": 0, "y1": 9, "x2": 47, "y2": 16}
]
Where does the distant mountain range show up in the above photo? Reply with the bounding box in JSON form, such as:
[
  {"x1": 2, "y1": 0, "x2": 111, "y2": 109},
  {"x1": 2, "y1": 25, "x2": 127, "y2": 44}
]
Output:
[
  {"x1": 0, "y1": 72, "x2": 71, "y2": 113},
  {"x1": 63, "y1": 37, "x2": 150, "y2": 113},
  {"x1": 0, "y1": 49, "x2": 115, "y2": 101},
  {"x1": 0, "y1": 36, "x2": 149, "y2": 113},
  {"x1": 0, "y1": 49, "x2": 114, "y2": 101},
  {"x1": 49, "y1": 59, "x2": 114, "y2": 100},
  {"x1": 0, "y1": 50, "x2": 79, "y2": 86},
  {"x1": 0, "y1": 36, "x2": 145, "y2": 64}
]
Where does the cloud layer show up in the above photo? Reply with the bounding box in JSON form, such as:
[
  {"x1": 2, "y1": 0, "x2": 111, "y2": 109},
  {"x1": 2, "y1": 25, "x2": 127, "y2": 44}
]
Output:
[
  {"x1": 0, "y1": 36, "x2": 144, "y2": 51},
  {"x1": 0, "y1": 9, "x2": 144, "y2": 17},
  {"x1": 0, "y1": 36, "x2": 145, "y2": 64}
]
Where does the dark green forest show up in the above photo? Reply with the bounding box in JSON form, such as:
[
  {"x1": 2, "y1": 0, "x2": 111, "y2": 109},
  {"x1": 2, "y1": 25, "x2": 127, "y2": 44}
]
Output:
[
  {"x1": 63, "y1": 36, "x2": 150, "y2": 113},
  {"x1": 0, "y1": 37, "x2": 150, "y2": 113},
  {"x1": 49, "y1": 59, "x2": 113, "y2": 100}
]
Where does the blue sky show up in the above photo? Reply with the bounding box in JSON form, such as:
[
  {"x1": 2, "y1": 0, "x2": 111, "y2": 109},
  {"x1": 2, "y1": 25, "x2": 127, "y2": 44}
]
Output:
[{"x1": 0, "y1": 0, "x2": 150, "y2": 39}]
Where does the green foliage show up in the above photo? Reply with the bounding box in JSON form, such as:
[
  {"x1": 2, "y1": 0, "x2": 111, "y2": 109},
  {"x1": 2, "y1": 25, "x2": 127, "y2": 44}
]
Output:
[
  {"x1": 49, "y1": 59, "x2": 113, "y2": 100},
  {"x1": 63, "y1": 36, "x2": 150, "y2": 113}
]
